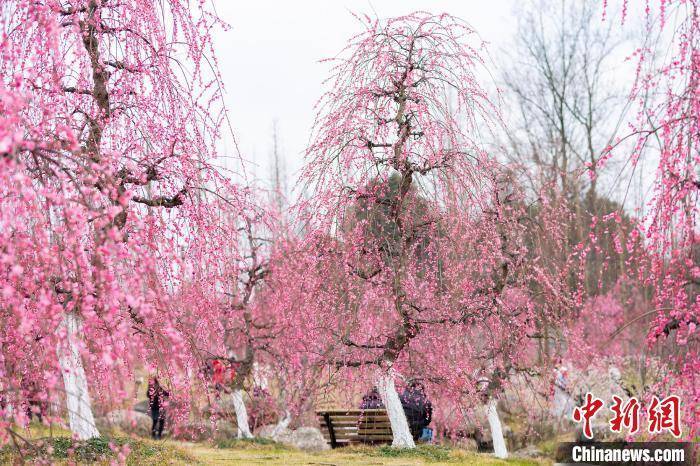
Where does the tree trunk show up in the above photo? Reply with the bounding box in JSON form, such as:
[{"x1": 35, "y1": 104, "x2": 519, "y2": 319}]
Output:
[
  {"x1": 57, "y1": 313, "x2": 100, "y2": 440},
  {"x1": 486, "y1": 398, "x2": 507, "y2": 459},
  {"x1": 271, "y1": 409, "x2": 291, "y2": 436},
  {"x1": 552, "y1": 379, "x2": 574, "y2": 421},
  {"x1": 232, "y1": 389, "x2": 253, "y2": 439},
  {"x1": 375, "y1": 369, "x2": 415, "y2": 448}
]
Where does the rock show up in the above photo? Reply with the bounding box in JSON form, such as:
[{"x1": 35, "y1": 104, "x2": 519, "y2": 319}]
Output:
[
  {"x1": 288, "y1": 427, "x2": 329, "y2": 451},
  {"x1": 259, "y1": 425, "x2": 328, "y2": 451},
  {"x1": 257, "y1": 423, "x2": 292, "y2": 440},
  {"x1": 100, "y1": 409, "x2": 151, "y2": 436},
  {"x1": 133, "y1": 399, "x2": 149, "y2": 414},
  {"x1": 516, "y1": 445, "x2": 544, "y2": 458},
  {"x1": 256, "y1": 423, "x2": 275, "y2": 438}
]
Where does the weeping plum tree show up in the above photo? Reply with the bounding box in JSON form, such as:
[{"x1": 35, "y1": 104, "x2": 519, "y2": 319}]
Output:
[
  {"x1": 0, "y1": 0, "x2": 236, "y2": 439},
  {"x1": 291, "y1": 12, "x2": 565, "y2": 449},
  {"x1": 181, "y1": 198, "x2": 280, "y2": 439},
  {"x1": 176, "y1": 191, "x2": 324, "y2": 439},
  {"x1": 221, "y1": 212, "x2": 271, "y2": 439},
  {"x1": 603, "y1": 0, "x2": 700, "y2": 438}
]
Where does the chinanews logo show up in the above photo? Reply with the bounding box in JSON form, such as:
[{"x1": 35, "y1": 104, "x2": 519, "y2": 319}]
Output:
[
  {"x1": 556, "y1": 442, "x2": 694, "y2": 465},
  {"x1": 572, "y1": 392, "x2": 682, "y2": 439},
  {"x1": 555, "y1": 393, "x2": 696, "y2": 465}
]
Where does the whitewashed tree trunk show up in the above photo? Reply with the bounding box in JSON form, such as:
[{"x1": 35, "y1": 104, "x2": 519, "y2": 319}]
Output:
[
  {"x1": 232, "y1": 389, "x2": 253, "y2": 438},
  {"x1": 375, "y1": 369, "x2": 415, "y2": 448},
  {"x1": 271, "y1": 409, "x2": 291, "y2": 436},
  {"x1": 57, "y1": 313, "x2": 100, "y2": 440},
  {"x1": 552, "y1": 384, "x2": 574, "y2": 420},
  {"x1": 487, "y1": 398, "x2": 507, "y2": 459}
]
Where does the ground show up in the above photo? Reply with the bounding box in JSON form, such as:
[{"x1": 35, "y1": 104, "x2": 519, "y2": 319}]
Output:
[
  {"x1": 183, "y1": 440, "x2": 549, "y2": 465},
  {"x1": 0, "y1": 424, "x2": 551, "y2": 465}
]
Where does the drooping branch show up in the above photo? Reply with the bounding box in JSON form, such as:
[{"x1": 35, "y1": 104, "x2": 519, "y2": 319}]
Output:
[{"x1": 131, "y1": 187, "x2": 187, "y2": 208}]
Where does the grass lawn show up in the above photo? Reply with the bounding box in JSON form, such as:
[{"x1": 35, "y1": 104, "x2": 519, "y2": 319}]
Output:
[
  {"x1": 185, "y1": 439, "x2": 551, "y2": 465},
  {"x1": 0, "y1": 424, "x2": 193, "y2": 465},
  {"x1": 1, "y1": 424, "x2": 550, "y2": 465}
]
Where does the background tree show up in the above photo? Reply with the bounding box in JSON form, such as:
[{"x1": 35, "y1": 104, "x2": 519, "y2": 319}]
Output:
[
  {"x1": 288, "y1": 12, "x2": 567, "y2": 448},
  {"x1": 502, "y1": 0, "x2": 623, "y2": 203},
  {"x1": 268, "y1": 120, "x2": 288, "y2": 214},
  {"x1": 191, "y1": 199, "x2": 276, "y2": 439},
  {"x1": 500, "y1": 0, "x2": 647, "y2": 372},
  {"x1": 607, "y1": 0, "x2": 700, "y2": 438}
]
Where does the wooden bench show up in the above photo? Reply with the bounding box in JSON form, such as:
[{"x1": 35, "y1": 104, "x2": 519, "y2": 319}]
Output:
[{"x1": 316, "y1": 409, "x2": 393, "y2": 448}]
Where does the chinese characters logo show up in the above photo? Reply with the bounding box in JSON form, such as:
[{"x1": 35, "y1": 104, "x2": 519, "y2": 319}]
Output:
[{"x1": 572, "y1": 393, "x2": 681, "y2": 439}]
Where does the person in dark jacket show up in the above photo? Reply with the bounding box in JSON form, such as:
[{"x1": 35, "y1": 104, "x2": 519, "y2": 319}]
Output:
[
  {"x1": 359, "y1": 386, "x2": 384, "y2": 409},
  {"x1": 21, "y1": 378, "x2": 47, "y2": 423},
  {"x1": 147, "y1": 377, "x2": 169, "y2": 439},
  {"x1": 400, "y1": 380, "x2": 433, "y2": 441}
]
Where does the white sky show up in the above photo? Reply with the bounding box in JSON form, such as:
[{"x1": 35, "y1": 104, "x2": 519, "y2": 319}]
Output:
[
  {"x1": 209, "y1": 0, "x2": 660, "y2": 215},
  {"x1": 211, "y1": 0, "x2": 518, "y2": 189}
]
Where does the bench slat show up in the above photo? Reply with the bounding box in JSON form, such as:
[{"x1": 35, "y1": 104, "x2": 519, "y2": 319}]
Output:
[
  {"x1": 320, "y1": 420, "x2": 391, "y2": 427},
  {"x1": 320, "y1": 431, "x2": 392, "y2": 437},
  {"x1": 316, "y1": 409, "x2": 386, "y2": 413},
  {"x1": 321, "y1": 428, "x2": 393, "y2": 433},
  {"x1": 321, "y1": 429, "x2": 392, "y2": 436},
  {"x1": 321, "y1": 438, "x2": 354, "y2": 443},
  {"x1": 320, "y1": 426, "x2": 360, "y2": 433},
  {"x1": 318, "y1": 415, "x2": 389, "y2": 422},
  {"x1": 317, "y1": 409, "x2": 387, "y2": 413},
  {"x1": 324, "y1": 432, "x2": 358, "y2": 441},
  {"x1": 322, "y1": 432, "x2": 392, "y2": 440},
  {"x1": 322, "y1": 433, "x2": 359, "y2": 440}
]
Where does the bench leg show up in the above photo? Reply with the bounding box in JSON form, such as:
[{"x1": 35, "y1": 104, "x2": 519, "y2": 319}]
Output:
[{"x1": 323, "y1": 413, "x2": 338, "y2": 448}]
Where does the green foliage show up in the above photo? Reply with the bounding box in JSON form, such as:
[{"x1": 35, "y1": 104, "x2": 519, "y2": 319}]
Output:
[
  {"x1": 0, "y1": 435, "x2": 193, "y2": 465},
  {"x1": 375, "y1": 444, "x2": 452, "y2": 461},
  {"x1": 344, "y1": 444, "x2": 545, "y2": 465},
  {"x1": 345, "y1": 173, "x2": 444, "y2": 279},
  {"x1": 51, "y1": 436, "x2": 114, "y2": 461}
]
